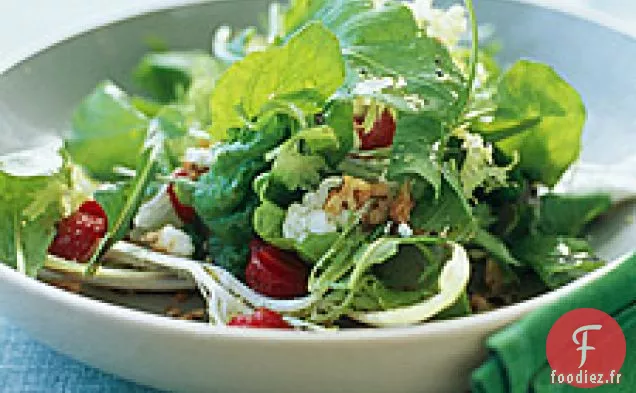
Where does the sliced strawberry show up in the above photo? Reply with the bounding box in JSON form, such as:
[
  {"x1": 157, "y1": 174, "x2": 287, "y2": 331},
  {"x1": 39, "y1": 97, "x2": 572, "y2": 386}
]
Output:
[
  {"x1": 355, "y1": 108, "x2": 396, "y2": 150},
  {"x1": 245, "y1": 239, "x2": 309, "y2": 299},
  {"x1": 48, "y1": 201, "x2": 108, "y2": 263},
  {"x1": 167, "y1": 169, "x2": 197, "y2": 224},
  {"x1": 77, "y1": 200, "x2": 108, "y2": 227},
  {"x1": 228, "y1": 308, "x2": 292, "y2": 329}
]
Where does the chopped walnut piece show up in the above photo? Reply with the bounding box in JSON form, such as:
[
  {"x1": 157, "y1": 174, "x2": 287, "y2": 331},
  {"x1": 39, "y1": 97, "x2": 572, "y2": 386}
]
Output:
[
  {"x1": 165, "y1": 306, "x2": 182, "y2": 318},
  {"x1": 324, "y1": 176, "x2": 372, "y2": 215},
  {"x1": 182, "y1": 162, "x2": 209, "y2": 180},
  {"x1": 367, "y1": 199, "x2": 391, "y2": 225},
  {"x1": 323, "y1": 176, "x2": 393, "y2": 225},
  {"x1": 471, "y1": 294, "x2": 494, "y2": 313},
  {"x1": 390, "y1": 182, "x2": 415, "y2": 224},
  {"x1": 180, "y1": 309, "x2": 206, "y2": 321},
  {"x1": 485, "y1": 259, "x2": 505, "y2": 296}
]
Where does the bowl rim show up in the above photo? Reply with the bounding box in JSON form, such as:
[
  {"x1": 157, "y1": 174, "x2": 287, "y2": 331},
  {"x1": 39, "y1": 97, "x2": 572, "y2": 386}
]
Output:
[
  {"x1": 0, "y1": 256, "x2": 629, "y2": 342},
  {"x1": 0, "y1": 0, "x2": 634, "y2": 342}
]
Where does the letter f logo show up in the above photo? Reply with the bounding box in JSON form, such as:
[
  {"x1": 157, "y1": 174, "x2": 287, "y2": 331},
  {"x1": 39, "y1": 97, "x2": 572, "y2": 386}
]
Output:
[{"x1": 572, "y1": 325, "x2": 602, "y2": 368}]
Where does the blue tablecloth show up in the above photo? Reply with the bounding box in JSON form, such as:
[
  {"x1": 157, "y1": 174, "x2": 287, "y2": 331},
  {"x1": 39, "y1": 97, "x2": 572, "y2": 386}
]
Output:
[{"x1": 0, "y1": 318, "x2": 160, "y2": 393}]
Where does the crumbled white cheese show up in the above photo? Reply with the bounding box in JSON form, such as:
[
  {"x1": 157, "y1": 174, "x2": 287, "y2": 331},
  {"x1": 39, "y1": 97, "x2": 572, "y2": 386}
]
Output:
[
  {"x1": 384, "y1": 221, "x2": 394, "y2": 235},
  {"x1": 405, "y1": 0, "x2": 468, "y2": 48},
  {"x1": 307, "y1": 210, "x2": 338, "y2": 234},
  {"x1": 556, "y1": 242, "x2": 571, "y2": 256},
  {"x1": 353, "y1": 77, "x2": 395, "y2": 96},
  {"x1": 155, "y1": 225, "x2": 195, "y2": 257},
  {"x1": 283, "y1": 177, "x2": 344, "y2": 242},
  {"x1": 397, "y1": 222, "x2": 414, "y2": 238},
  {"x1": 184, "y1": 147, "x2": 216, "y2": 168},
  {"x1": 134, "y1": 184, "x2": 183, "y2": 231}
]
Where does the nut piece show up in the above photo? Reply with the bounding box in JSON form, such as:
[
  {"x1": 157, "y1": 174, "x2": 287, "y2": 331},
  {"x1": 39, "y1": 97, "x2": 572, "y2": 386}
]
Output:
[
  {"x1": 390, "y1": 182, "x2": 414, "y2": 224},
  {"x1": 139, "y1": 225, "x2": 195, "y2": 258},
  {"x1": 324, "y1": 176, "x2": 372, "y2": 215},
  {"x1": 324, "y1": 176, "x2": 393, "y2": 225}
]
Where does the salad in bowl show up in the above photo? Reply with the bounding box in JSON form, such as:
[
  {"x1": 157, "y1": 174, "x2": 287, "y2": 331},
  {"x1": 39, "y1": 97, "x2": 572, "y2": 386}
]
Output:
[{"x1": 0, "y1": 0, "x2": 613, "y2": 331}]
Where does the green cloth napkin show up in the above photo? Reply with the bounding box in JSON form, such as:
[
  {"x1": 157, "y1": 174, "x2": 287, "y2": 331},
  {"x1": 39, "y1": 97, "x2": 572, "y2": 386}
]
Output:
[{"x1": 472, "y1": 254, "x2": 636, "y2": 393}]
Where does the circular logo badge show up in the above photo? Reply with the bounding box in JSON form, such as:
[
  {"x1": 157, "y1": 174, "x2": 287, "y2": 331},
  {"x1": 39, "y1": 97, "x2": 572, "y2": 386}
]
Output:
[{"x1": 546, "y1": 308, "x2": 626, "y2": 388}]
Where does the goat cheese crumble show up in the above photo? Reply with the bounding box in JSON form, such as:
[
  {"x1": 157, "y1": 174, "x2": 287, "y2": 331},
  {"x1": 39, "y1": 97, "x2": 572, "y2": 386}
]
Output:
[
  {"x1": 282, "y1": 177, "x2": 348, "y2": 242},
  {"x1": 405, "y1": 0, "x2": 468, "y2": 48},
  {"x1": 154, "y1": 225, "x2": 195, "y2": 257}
]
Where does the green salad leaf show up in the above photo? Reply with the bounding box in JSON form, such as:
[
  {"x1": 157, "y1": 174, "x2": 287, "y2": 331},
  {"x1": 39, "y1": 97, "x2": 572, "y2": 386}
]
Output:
[
  {"x1": 86, "y1": 123, "x2": 169, "y2": 273},
  {"x1": 387, "y1": 113, "x2": 443, "y2": 195},
  {"x1": 475, "y1": 60, "x2": 586, "y2": 186},
  {"x1": 193, "y1": 114, "x2": 290, "y2": 274},
  {"x1": 134, "y1": 51, "x2": 223, "y2": 104},
  {"x1": 472, "y1": 228, "x2": 521, "y2": 266},
  {"x1": 269, "y1": 126, "x2": 341, "y2": 193},
  {"x1": 194, "y1": 115, "x2": 288, "y2": 222},
  {"x1": 283, "y1": 1, "x2": 467, "y2": 121},
  {"x1": 323, "y1": 99, "x2": 355, "y2": 165},
  {"x1": 411, "y1": 166, "x2": 475, "y2": 239},
  {"x1": 501, "y1": 193, "x2": 611, "y2": 288},
  {"x1": 210, "y1": 22, "x2": 345, "y2": 139},
  {"x1": 537, "y1": 194, "x2": 611, "y2": 237},
  {"x1": 66, "y1": 81, "x2": 149, "y2": 181},
  {"x1": 0, "y1": 140, "x2": 68, "y2": 276},
  {"x1": 206, "y1": 196, "x2": 259, "y2": 277},
  {"x1": 511, "y1": 236, "x2": 604, "y2": 289},
  {"x1": 253, "y1": 199, "x2": 338, "y2": 263}
]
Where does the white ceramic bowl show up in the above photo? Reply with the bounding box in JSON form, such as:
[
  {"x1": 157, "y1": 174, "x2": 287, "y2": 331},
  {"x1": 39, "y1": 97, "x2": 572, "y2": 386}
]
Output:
[{"x1": 1, "y1": 1, "x2": 636, "y2": 392}]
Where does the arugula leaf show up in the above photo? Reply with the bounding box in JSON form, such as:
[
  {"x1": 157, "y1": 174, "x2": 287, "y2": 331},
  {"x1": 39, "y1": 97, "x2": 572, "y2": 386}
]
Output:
[
  {"x1": 387, "y1": 113, "x2": 443, "y2": 195},
  {"x1": 93, "y1": 183, "x2": 129, "y2": 233},
  {"x1": 346, "y1": 237, "x2": 440, "y2": 290},
  {"x1": 86, "y1": 129, "x2": 163, "y2": 273},
  {"x1": 283, "y1": 1, "x2": 467, "y2": 121},
  {"x1": 134, "y1": 51, "x2": 223, "y2": 105},
  {"x1": 538, "y1": 194, "x2": 611, "y2": 237},
  {"x1": 66, "y1": 81, "x2": 149, "y2": 181},
  {"x1": 209, "y1": 22, "x2": 345, "y2": 138},
  {"x1": 355, "y1": 275, "x2": 436, "y2": 311},
  {"x1": 324, "y1": 99, "x2": 354, "y2": 165},
  {"x1": 501, "y1": 194, "x2": 610, "y2": 288},
  {"x1": 511, "y1": 236, "x2": 604, "y2": 289},
  {"x1": 475, "y1": 60, "x2": 586, "y2": 186},
  {"x1": 0, "y1": 140, "x2": 68, "y2": 276},
  {"x1": 472, "y1": 228, "x2": 521, "y2": 266},
  {"x1": 411, "y1": 166, "x2": 475, "y2": 239}
]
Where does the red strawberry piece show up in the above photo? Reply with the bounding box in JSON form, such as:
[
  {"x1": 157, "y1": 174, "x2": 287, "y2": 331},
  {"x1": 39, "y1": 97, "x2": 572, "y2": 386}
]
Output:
[
  {"x1": 228, "y1": 308, "x2": 292, "y2": 329},
  {"x1": 355, "y1": 108, "x2": 396, "y2": 150},
  {"x1": 245, "y1": 239, "x2": 309, "y2": 299},
  {"x1": 167, "y1": 170, "x2": 197, "y2": 224},
  {"x1": 77, "y1": 200, "x2": 108, "y2": 227},
  {"x1": 48, "y1": 201, "x2": 108, "y2": 263}
]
